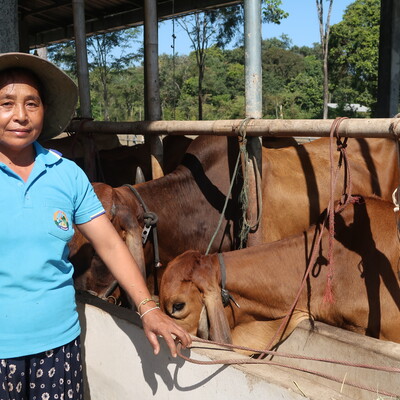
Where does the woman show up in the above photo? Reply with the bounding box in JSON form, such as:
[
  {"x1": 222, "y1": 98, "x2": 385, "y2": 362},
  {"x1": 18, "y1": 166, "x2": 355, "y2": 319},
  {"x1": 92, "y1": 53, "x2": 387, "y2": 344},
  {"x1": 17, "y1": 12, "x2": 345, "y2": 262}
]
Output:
[{"x1": 0, "y1": 52, "x2": 191, "y2": 400}]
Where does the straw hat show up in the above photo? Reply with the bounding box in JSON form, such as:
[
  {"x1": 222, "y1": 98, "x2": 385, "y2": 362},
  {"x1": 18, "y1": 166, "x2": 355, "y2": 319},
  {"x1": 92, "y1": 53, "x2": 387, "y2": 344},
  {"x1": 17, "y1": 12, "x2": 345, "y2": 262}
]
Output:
[{"x1": 0, "y1": 52, "x2": 78, "y2": 141}]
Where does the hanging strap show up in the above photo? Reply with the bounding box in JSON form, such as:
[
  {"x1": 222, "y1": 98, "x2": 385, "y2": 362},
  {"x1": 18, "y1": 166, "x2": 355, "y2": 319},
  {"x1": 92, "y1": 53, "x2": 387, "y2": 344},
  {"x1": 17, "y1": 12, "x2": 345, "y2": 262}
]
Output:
[
  {"x1": 218, "y1": 253, "x2": 240, "y2": 308},
  {"x1": 123, "y1": 184, "x2": 162, "y2": 295}
]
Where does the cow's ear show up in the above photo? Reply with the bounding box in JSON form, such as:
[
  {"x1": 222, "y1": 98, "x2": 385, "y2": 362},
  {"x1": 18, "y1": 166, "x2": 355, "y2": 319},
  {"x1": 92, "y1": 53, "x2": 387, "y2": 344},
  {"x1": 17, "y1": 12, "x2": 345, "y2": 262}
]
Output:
[
  {"x1": 192, "y1": 254, "x2": 232, "y2": 344},
  {"x1": 125, "y1": 229, "x2": 146, "y2": 279},
  {"x1": 203, "y1": 291, "x2": 232, "y2": 344},
  {"x1": 197, "y1": 305, "x2": 209, "y2": 339}
]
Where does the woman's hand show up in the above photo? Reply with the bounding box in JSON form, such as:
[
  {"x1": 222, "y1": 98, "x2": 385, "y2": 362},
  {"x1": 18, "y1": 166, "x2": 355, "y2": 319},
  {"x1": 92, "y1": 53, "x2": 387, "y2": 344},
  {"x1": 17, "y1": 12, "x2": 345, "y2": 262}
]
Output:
[
  {"x1": 140, "y1": 307, "x2": 192, "y2": 357},
  {"x1": 77, "y1": 216, "x2": 192, "y2": 357}
]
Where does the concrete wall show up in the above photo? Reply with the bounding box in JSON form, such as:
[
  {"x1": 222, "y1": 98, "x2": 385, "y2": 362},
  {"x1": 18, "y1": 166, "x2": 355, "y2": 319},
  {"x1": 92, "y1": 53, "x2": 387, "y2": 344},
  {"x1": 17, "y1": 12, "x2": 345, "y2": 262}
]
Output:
[{"x1": 77, "y1": 293, "x2": 400, "y2": 400}]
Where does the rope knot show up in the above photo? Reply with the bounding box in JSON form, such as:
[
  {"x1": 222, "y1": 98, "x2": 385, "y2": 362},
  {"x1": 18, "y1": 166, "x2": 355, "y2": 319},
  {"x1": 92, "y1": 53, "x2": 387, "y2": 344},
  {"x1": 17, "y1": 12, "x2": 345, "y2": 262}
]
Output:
[
  {"x1": 336, "y1": 138, "x2": 347, "y2": 150},
  {"x1": 143, "y1": 211, "x2": 158, "y2": 227},
  {"x1": 141, "y1": 211, "x2": 158, "y2": 246}
]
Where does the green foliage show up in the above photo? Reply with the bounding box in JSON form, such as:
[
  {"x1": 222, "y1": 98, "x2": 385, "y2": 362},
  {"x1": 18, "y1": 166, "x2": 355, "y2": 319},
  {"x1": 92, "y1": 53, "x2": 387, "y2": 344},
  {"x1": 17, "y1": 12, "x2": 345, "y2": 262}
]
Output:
[
  {"x1": 262, "y1": 37, "x2": 306, "y2": 87},
  {"x1": 285, "y1": 56, "x2": 324, "y2": 118},
  {"x1": 45, "y1": 1, "x2": 380, "y2": 123},
  {"x1": 263, "y1": 52, "x2": 323, "y2": 119},
  {"x1": 208, "y1": 1, "x2": 288, "y2": 49},
  {"x1": 48, "y1": 28, "x2": 142, "y2": 120},
  {"x1": 47, "y1": 41, "x2": 78, "y2": 77},
  {"x1": 329, "y1": 0, "x2": 380, "y2": 114},
  {"x1": 263, "y1": 0, "x2": 289, "y2": 24}
]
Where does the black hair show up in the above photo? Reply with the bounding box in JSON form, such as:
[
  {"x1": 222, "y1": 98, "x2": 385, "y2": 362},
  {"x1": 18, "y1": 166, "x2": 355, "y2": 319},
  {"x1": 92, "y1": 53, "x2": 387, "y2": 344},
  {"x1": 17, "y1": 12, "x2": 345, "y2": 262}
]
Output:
[{"x1": 0, "y1": 67, "x2": 46, "y2": 104}]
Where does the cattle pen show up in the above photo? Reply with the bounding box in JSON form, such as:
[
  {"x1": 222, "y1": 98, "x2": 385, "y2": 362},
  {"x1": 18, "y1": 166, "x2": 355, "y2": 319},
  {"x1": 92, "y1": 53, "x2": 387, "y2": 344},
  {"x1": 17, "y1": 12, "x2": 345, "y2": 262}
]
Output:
[{"x1": 67, "y1": 116, "x2": 400, "y2": 400}]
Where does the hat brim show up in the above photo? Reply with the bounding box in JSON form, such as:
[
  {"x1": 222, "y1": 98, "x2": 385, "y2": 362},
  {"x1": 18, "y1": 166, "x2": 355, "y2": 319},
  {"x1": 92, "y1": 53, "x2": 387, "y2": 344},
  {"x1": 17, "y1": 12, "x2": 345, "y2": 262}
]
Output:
[{"x1": 0, "y1": 52, "x2": 78, "y2": 141}]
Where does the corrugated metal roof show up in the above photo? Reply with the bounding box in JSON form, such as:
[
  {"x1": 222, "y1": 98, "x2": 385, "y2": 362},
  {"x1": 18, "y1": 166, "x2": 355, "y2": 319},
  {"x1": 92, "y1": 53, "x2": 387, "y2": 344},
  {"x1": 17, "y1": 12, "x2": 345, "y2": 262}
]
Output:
[{"x1": 18, "y1": 0, "x2": 242, "y2": 49}]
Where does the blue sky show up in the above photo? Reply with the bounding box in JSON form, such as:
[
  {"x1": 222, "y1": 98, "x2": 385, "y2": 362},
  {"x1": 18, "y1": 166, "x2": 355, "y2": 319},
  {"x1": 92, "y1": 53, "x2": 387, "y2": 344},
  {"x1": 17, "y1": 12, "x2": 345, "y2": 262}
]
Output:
[{"x1": 157, "y1": 0, "x2": 355, "y2": 56}]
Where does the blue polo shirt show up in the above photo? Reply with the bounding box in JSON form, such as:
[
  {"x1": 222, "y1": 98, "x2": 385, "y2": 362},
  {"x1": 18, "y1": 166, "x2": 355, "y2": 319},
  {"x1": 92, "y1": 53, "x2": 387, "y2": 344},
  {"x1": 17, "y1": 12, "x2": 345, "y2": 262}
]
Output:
[{"x1": 0, "y1": 142, "x2": 105, "y2": 358}]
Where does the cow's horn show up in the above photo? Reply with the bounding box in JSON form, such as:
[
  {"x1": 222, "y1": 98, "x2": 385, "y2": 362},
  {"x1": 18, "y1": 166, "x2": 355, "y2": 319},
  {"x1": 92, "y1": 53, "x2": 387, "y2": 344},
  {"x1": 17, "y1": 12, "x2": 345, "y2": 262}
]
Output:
[
  {"x1": 151, "y1": 155, "x2": 164, "y2": 179},
  {"x1": 135, "y1": 167, "x2": 146, "y2": 184}
]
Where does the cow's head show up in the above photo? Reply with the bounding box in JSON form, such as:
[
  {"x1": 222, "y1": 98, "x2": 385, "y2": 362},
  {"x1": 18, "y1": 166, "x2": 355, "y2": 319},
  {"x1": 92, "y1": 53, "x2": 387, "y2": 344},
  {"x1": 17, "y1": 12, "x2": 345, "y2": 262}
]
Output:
[
  {"x1": 70, "y1": 182, "x2": 146, "y2": 307},
  {"x1": 159, "y1": 250, "x2": 232, "y2": 344}
]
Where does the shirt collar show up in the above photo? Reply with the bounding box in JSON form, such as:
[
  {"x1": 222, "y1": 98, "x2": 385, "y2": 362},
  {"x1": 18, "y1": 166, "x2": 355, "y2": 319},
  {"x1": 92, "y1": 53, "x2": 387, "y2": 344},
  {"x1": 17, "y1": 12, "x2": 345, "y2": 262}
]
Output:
[{"x1": 34, "y1": 141, "x2": 62, "y2": 166}]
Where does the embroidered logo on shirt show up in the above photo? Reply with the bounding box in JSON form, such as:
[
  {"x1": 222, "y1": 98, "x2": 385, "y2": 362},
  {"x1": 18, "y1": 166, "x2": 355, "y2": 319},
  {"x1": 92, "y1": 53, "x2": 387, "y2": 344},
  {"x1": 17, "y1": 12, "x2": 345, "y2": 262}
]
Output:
[{"x1": 54, "y1": 210, "x2": 69, "y2": 231}]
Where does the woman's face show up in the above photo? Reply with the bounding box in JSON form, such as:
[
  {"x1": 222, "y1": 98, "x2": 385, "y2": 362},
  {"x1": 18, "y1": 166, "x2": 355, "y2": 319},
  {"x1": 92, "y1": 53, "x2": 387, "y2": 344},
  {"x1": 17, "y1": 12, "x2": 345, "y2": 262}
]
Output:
[{"x1": 0, "y1": 71, "x2": 45, "y2": 154}]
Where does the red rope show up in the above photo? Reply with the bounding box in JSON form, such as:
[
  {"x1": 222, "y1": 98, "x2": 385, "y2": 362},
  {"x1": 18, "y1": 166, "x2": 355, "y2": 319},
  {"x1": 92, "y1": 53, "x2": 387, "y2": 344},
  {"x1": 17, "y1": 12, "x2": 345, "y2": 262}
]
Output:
[
  {"x1": 262, "y1": 118, "x2": 352, "y2": 351},
  {"x1": 324, "y1": 117, "x2": 355, "y2": 302},
  {"x1": 177, "y1": 338, "x2": 400, "y2": 398}
]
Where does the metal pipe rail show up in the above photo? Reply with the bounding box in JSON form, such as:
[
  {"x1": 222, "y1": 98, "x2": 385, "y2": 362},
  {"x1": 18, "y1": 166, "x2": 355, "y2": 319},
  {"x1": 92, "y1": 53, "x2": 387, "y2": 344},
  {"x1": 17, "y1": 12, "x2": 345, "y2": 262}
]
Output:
[{"x1": 67, "y1": 118, "x2": 400, "y2": 139}]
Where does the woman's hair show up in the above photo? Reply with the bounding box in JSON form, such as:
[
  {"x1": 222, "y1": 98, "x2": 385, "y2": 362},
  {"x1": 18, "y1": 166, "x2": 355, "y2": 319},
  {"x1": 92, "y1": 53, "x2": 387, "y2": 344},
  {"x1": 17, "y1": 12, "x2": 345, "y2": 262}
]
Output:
[{"x1": 0, "y1": 67, "x2": 46, "y2": 104}]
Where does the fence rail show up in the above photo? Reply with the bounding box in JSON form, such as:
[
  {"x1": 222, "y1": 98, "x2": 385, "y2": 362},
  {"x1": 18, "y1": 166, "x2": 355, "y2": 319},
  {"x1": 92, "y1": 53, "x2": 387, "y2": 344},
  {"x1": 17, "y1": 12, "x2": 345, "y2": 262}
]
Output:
[{"x1": 67, "y1": 118, "x2": 400, "y2": 139}]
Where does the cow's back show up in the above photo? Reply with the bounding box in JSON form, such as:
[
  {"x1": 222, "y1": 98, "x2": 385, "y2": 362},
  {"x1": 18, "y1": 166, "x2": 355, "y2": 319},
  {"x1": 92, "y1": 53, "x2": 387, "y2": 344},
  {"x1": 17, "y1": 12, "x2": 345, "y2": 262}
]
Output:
[{"x1": 260, "y1": 137, "x2": 398, "y2": 242}]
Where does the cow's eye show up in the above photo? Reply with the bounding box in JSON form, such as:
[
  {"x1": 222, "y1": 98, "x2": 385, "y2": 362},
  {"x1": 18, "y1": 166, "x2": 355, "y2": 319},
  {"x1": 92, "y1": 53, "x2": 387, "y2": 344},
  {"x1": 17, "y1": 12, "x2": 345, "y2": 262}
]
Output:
[{"x1": 172, "y1": 303, "x2": 185, "y2": 313}]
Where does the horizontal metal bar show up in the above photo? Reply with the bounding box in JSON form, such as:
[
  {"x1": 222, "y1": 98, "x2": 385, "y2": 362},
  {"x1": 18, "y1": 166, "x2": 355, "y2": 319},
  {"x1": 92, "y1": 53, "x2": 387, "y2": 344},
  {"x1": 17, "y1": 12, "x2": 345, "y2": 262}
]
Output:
[{"x1": 66, "y1": 118, "x2": 400, "y2": 139}]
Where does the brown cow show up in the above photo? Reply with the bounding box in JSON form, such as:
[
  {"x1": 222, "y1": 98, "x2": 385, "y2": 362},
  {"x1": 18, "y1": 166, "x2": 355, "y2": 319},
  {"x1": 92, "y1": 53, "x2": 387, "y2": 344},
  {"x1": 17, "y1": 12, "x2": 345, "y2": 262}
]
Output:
[
  {"x1": 159, "y1": 197, "x2": 400, "y2": 350},
  {"x1": 71, "y1": 182, "x2": 145, "y2": 307},
  {"x1": 70, "y1": 135, "x2": 399, "y2": 302}
]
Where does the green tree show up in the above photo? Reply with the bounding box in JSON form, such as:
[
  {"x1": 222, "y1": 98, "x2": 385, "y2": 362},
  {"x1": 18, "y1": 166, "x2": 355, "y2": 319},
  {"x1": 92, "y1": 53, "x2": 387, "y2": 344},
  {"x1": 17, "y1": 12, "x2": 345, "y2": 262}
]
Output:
[
  {"x1": 177, "y1": 1, "x2": 288, "y2": 120},
  {"x1": 48, "y1": 28, "x2": 142, "y2": 121},
  {"x1": 214, "y1": 0, "x2": 288, "y2": 47},
  {"x1": 159, "y1": 53, "x2": 192, "y2": 119},
  {"x1": 285, "y1": 55, "x2": 324, "y2": 118},
  {"x1": 107, "y1": 67, "x2": 144, "y2": 121},
  {"x1": 262, "y1": 35, "x2": 307, "y2": 116},
  {"x1": 87, "y1": 28, "x2": 141, "y2": 120},
  {"x1": 262, "y1": 36, "x2": 305, "y2": 85},
  {"x1": 47, "y1": 41, "x2": 77, "y2": 77},
  {"x1": 329, "y1": 0, "x2": 380, "y2": 114},
  {"x1": 178, "y1": 12, "x2": 216, "y2": 120}
]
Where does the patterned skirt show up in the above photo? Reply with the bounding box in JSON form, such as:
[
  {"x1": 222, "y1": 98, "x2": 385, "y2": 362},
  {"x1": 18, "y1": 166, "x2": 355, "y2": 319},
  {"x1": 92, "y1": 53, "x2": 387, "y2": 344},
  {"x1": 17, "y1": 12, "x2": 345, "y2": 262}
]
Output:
[{"x1": 0, "y1": 337, "x2": 83, "y2": 400}]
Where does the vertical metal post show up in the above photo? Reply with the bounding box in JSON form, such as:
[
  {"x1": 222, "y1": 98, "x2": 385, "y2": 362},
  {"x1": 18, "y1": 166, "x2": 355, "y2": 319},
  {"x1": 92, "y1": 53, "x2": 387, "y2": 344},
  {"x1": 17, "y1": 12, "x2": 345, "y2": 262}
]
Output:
[
  {"x1": 144, "y1": 0, "x2": 164, "y2": 179},
  {"x1": 376, "y1": 0, "x2": 400, "y2": 117},
  {"x1": 72, "y1": 0, "x2": 92, "y2": 119},
  {"x1": 245, "y1": 0, "x2": 262, "y2": 119},
  {"x1": 72, "y1": 0, "x2": 97, "y2": 181},
  {"x1": 0, "y1": 0, "x2": 19, "y2": 52},
  {"x1": 243, "y1": 0, "x2": 263, "y2": 246}
]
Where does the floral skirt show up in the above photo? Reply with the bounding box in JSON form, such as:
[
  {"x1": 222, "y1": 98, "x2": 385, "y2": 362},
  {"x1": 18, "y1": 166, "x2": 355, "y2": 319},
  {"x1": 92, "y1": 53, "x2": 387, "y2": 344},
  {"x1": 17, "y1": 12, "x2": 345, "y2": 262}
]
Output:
[{"x1": 0, "y1": 337, "x2": 83, "y2": 400}]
